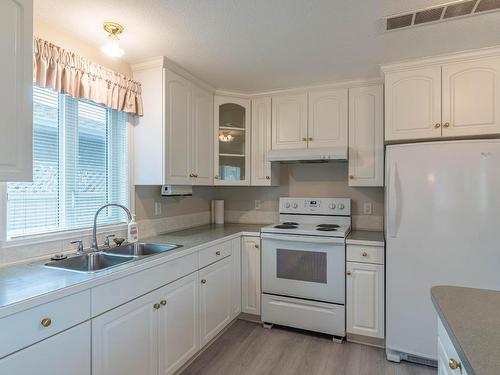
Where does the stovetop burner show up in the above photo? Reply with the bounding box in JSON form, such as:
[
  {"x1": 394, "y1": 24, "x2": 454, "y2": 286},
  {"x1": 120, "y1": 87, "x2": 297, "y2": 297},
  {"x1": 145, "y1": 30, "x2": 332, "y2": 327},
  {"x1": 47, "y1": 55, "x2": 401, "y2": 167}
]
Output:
[
  {"x1": 317, "y1": 224, "x2": 340, "y2": 228},
  {"x1": 274, "y1": 223, "x2": 298, "y2": 229},
  {"x1": 316, "y1": 227, "x2": 338, "y2": 232}
]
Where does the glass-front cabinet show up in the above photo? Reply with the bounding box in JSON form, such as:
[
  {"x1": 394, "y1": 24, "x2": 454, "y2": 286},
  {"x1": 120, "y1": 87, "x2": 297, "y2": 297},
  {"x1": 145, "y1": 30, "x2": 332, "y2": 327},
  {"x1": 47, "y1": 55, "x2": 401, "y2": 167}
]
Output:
[{"x1": 214, "y1": 96, "x2": 251, "y2": 185}]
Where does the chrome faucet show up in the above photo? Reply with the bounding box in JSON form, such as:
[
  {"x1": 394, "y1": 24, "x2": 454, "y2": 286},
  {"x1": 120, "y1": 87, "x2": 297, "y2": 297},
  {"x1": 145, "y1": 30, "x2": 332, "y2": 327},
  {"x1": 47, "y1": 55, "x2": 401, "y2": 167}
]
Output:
[{"x1": 92, "y1": 204, "x2": 132, "y2": 251}]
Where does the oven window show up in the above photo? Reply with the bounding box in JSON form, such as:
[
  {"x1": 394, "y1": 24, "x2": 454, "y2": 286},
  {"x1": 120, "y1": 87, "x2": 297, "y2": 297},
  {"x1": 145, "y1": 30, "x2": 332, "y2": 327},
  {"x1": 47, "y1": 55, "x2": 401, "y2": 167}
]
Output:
[{"x1": 276, "y1": 249, "x2": 327, "y2": 284}]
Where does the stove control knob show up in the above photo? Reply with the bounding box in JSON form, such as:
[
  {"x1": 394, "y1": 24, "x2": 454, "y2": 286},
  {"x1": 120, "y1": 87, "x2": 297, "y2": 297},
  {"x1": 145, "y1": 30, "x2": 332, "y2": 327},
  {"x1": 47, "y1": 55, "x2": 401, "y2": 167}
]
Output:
[
  {"x1": 292, "y1": 203, "x2": 298, "y2": 209},
  {"x1": 338, "y1": 203, "x2": 345, "y2": 210},
  {"x1": 329, "y1": 203, "x2": 336, "y2": 209},
  {"x1": 285, "y1": 202, "x2": 291, "y2": 208}
]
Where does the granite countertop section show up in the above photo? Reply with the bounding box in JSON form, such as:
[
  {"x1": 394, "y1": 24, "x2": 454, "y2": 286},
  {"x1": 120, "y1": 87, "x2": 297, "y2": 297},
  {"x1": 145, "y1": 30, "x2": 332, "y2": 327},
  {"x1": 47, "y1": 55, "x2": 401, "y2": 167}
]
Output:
[
  {"x1": 0, "y1": 224, "x2": 262, "y2": 318},
  {"x1": 347, "y1": 230, "x2": 385, "y2": 246},
  {"x1": 431, "y1": 286, "x2": 500, "y2": 375}
]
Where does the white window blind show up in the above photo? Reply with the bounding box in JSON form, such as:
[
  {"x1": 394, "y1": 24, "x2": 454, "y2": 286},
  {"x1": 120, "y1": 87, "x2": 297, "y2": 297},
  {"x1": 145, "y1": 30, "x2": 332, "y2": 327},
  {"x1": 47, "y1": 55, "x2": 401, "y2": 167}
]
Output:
[{"x1": 6, "y1": 86, "x2": 129, "y2": 239}]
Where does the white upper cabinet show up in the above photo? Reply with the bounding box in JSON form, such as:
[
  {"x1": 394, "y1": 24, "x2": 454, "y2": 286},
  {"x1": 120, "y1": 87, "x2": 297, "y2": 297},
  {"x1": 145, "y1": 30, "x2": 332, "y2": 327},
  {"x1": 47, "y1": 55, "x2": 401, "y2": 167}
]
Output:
[
  {"x1": 191, "y1": 84, "x2": 214, "y2": 185},
  {"x1": 0, "y1": 0, "x2": 33, "y2": 181},
  {"x1": 442, "y1": 57, "x2": 500, "y2": 137},
  {"x1": 214, "y1": 96, "x2": 251, "y2": 185},
  {"x1": 308, "y1": 88, "x2": 348, "y2": 149},
  {"x1": 384, "y1": 49, "x2": 500, "y2": 142},
  {"x1": 132, "y1": 59, "x2": 214, "y2": 186},
  {"x1": 251, "y1": 97, "x2": 279, "y2": 186},
  {"x1": 165, "y1": 69, "x2": 192, "y2": 185},
  {"x1": 271, "y1": 93, "x2": 308, "y2": 150},
  {"x1": 385, "y1": 66, "x2": 442, "y2": 142},
  {"x1": 348, "y1": 85, "x2": 384, "y2": 187}
]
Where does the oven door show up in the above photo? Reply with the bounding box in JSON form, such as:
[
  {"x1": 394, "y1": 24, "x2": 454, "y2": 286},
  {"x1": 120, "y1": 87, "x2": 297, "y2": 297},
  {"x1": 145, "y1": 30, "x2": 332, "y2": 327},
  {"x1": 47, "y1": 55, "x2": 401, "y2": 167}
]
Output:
[{"x1": 261, "y1": 233, "x2": 345, "y2": 304}]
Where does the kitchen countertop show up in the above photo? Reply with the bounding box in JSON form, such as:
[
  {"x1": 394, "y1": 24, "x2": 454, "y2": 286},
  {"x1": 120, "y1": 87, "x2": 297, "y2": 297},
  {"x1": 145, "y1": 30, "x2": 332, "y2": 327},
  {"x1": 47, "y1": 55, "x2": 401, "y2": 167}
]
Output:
[
  {"x1": 0, "y1": 224, "x2": 262, "y2": 318},
  {"x1": 431, "y1": 286, "x2": 500, "y2": 375},
  {"x1": 347, "y1": 230, "x2": 385, "y2": 246}
]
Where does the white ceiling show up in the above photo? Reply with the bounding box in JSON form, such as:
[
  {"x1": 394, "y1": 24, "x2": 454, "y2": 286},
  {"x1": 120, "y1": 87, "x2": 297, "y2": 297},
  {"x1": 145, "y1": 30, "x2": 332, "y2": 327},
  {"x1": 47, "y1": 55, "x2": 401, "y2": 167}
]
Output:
[{"x1": 35, "y1": 0, "x2": 500, "y2": 91}]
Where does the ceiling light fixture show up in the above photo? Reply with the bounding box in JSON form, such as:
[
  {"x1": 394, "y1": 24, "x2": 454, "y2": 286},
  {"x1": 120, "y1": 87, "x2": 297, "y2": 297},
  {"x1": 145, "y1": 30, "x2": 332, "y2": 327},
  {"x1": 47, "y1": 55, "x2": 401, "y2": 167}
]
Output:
[
  {"x1": 101, "y1": 22, "x2": 124, "y2": 58},
  {"x1": 219, "y1": 132, "x2": 234, "y2": 142}
]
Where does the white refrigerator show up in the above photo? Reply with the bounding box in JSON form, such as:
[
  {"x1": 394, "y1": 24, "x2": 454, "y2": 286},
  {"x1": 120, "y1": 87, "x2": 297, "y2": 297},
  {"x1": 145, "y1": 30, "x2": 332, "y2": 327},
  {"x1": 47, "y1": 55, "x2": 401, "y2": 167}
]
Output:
[{"x1": 385, "y1": 140, "x2": 500, "y2": 363}]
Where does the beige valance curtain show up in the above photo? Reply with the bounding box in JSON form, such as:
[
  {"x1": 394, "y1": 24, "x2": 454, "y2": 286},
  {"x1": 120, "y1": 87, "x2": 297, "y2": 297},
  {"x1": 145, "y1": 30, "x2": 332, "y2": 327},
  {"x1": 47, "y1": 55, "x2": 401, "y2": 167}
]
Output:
[{"x1": 33, "y1": 37, "x2": 143, "y2": 116}]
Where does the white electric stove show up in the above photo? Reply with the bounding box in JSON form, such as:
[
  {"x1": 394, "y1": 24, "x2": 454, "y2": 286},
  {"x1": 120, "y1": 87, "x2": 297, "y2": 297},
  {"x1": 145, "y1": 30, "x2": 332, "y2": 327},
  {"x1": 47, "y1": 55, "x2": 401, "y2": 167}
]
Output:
[{"x1": 260, "y1": 197, "x2": 351, "y2": 340}]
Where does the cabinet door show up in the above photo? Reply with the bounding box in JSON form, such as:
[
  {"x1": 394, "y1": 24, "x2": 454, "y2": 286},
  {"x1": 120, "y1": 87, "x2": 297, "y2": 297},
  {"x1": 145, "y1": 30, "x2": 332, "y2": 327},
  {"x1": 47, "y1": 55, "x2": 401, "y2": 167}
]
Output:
[
  {"x1": 92, "y1": 291, "x2": 159, "y2": 375},
  {"x1": 0, "y1": 0, "x2": 32, "y2": 181},
  {"x1": 385, "y1": 67, "x2": 442, "y2": 141},
  {"x1": 158, "y1": 272, "x2": 199, "y2": 375},
  {"x1": 308, "y1": 88, "x2": 348, "y2": 149},
  {"x1": 231, "y1": 237, "x2": 242, "y2": 319},
  {"x1": 271, "y1": 93, "x2": 308, "y2": 150},
  {"x1": 346, "y1": 262, "x2": 384, "y2": 339},
  {"x1": 0, "y1": 322, "x2": 90, "y2": 375},
  {"x1": 214, "y1": 96, "x2": 251, "y2": 185},
  {"x1": 199, "y1": 257, "x2": 232, "y2": 346},
  {"x1": 165, "y1": 69, "x2": 192, "y2": 185},
  {"x1": 442, "y1": 58, "x2": 500, "y2": 137},
  {"x1": 241, "y1": 237, "x2": 261, "y2": 315},
  {"x1": 348, "y1": 85, "x2": 384, "y2": 187},
  {"x1": 191, "y1": 84, "x2": 213, "y2": 185},
  {"x1": 251, "y1": 96, "x2": 279, "y2": 185}
]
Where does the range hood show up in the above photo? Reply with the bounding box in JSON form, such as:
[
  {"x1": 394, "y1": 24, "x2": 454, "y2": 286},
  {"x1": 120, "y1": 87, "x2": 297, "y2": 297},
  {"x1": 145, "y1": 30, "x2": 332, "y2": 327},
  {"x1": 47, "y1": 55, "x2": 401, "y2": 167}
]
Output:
[{"x1": 267, "y1": 147, "x2": 348, "y2": 162}]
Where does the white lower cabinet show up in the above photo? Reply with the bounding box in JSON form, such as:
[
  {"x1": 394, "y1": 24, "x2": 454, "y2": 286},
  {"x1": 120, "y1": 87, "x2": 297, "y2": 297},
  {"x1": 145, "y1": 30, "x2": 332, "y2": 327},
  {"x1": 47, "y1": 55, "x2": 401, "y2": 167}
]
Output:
[
  {"x1": 199, "y1": 257, "x2": 232, "y2": 346},
  {"x1": 241, "y1": 236, "x2": 261, "y2": 315},
  {"x1": 158, "y1": 272, "x2": 199, "y2": 375},
  {"x1": 93, "y1": 272, "x2": 199, "y2": 375},
  {"x1": 92, "y1": 290, "x2": 159, "y2": 375},
  {"x1": 231, "y1": 237, "x2": 242, "y2": 319},
  {"x1": 438, "y1": 318, "x2": 468, "y2": 375},
  {"x1": 346, "y1": 262, "x2": 385, "y2": 339},
  {"x1": 0, "y1": 322, "x2": 90, "y2": 375}
]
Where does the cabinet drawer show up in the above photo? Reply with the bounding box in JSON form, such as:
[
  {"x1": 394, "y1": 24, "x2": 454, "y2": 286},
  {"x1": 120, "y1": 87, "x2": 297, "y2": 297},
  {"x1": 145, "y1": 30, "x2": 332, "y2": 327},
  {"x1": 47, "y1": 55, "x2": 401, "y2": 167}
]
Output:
[
  {"x1": 438, "y1": 318, "x2": 468, "y2": 375},
  {"x1": 199, "y1": 240, "x2": 231, "y2": 269},
  {"x1": 0, "y1": 290, "x2": 90, "y2": 359},
  {"x1": 347, "y1": 244, "x2": 384, "y2": 264}
]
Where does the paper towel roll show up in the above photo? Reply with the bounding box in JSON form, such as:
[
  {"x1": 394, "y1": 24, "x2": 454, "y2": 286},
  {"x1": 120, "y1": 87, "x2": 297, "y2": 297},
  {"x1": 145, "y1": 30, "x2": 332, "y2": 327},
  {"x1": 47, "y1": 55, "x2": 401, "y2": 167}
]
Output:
[{"x1": 214, "y1": 200, "x2": 225, "y2": 224}]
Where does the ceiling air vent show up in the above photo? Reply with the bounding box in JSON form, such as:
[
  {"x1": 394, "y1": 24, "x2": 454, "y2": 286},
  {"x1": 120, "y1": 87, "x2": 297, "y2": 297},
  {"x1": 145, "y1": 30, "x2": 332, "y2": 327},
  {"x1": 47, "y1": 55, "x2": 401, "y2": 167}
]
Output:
[{"x1": 385, "y1": 0, "x2": 500, "y2": 31}]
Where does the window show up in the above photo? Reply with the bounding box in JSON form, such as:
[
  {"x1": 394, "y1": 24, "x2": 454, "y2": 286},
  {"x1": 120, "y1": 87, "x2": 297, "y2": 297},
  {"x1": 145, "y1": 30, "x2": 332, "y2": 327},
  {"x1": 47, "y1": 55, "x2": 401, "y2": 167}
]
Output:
[{"x1": 6, "y1": 86, "x2": 129, "y2": 239}]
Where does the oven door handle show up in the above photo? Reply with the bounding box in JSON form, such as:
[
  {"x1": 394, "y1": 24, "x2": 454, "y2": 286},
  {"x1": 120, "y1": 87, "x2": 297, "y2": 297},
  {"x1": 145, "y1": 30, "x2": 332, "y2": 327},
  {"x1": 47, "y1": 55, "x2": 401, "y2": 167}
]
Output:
[{"x1": 261, "y1": 233, "x2": 345, "y2": 244}]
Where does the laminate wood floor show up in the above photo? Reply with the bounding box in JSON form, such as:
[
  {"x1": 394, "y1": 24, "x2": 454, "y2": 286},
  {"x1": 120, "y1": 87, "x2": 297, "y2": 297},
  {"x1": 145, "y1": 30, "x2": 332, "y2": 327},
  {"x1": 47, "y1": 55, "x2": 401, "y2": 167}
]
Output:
[{"x1": 182, "y1": 320, "x2": 437, "y2": 375}]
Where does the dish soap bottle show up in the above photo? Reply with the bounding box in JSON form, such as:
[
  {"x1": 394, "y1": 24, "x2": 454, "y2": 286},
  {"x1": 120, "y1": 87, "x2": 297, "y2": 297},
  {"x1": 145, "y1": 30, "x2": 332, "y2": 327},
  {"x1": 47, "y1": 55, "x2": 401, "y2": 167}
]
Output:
[{"x1": 127, "y1": 214, "x2": 139, "y2": 243}]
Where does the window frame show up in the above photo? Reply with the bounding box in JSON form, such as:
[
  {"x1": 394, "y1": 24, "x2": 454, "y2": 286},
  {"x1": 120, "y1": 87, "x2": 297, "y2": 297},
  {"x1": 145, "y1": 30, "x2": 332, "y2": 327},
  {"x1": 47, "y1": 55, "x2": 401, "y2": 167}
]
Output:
[{"x1": 0, "y1": 93, "x2": 136, "y2": 247}]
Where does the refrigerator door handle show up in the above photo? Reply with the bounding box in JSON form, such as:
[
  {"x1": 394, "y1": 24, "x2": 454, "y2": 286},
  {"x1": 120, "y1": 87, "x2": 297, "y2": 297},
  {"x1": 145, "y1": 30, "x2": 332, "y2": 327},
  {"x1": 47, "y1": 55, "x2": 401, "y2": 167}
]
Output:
[{"x1": 388, "y1": 160, "x2": 400, "y2": 237}]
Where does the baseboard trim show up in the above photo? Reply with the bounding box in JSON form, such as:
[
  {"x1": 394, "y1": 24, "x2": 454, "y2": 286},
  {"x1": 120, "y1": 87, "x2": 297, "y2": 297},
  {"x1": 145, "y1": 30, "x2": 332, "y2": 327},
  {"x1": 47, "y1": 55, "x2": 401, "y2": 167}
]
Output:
[{"x1": 347, "y1": 332, "x2": 385, "y2": 348}]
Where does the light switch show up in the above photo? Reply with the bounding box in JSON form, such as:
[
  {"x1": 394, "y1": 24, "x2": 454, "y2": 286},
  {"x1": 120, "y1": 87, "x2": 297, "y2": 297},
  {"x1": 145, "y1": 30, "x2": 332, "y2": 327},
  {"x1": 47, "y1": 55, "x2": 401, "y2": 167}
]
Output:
[
  {"x1": 363, "y1": 202, "x2": 373, "y2": 215},
  {"x1": 255, "y1": 200, "x2": 261, "y2": 210}
]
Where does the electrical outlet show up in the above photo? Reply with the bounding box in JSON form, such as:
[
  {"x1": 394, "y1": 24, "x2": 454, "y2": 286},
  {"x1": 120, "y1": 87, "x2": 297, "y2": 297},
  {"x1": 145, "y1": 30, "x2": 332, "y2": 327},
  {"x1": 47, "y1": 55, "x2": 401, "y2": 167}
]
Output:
[
  {"x1": 363, "y1": 202, "x2": 373, "y2": 215},
  {"x1": 255, "y1": 200, "x2": 261, "y2": 210},
  {"x1": 154, "y1": 201, "x2": 162, "y2": 216}
]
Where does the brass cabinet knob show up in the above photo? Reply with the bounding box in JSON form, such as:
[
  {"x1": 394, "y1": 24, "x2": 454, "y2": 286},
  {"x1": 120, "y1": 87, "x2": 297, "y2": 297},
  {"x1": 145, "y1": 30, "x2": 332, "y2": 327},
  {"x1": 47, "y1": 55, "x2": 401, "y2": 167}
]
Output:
[
  {"x1": 448, "y1": 358, "x2": 462, "y2": 370},
  {"x1": 309, "y1": 137, "x2": 313, "y2": 141},
  {"x1": 434, "y1": 123, "x2": 441, "y2": 128},
  {"x1": 153, "y1": 303, "x2": 161, "y2": 310},
  {"x1": 302, "y1": 137, "x2": 307, "y2": 141},
  {"x1": 216, "y1": 250, "x2": 221, "y2": 256},
  {"x1": 194, "y1": 173, "x2": 199, "y2": 178},
  {"x1": 189, "y1": 173, "x2": 194, "y2": 177},
  {"x1": 443, "y1": 122, "x2": 450, "y2": 128},
  {"x1": 255, "y1": 244, "x2": 259, "y2": 248},
  {"x1": 41, "y1": 318, "x2": 52, "y2": 327},
  {"x1": 214, "y1": 175, "x2": 219, "y2": 180},
  {"x1": 160, "y1": 300, "x2": 167, "y2": 306},
  {"x1": 349, "y1": 175, "x2": 355, "y2": 179},
  {"x1": 266, "y1": 176, "x2": 270, "y2": 180},
  {"x1": 362, "y1": 251, "x2": 368, "y2": 257},
  {"x1": 346, "y1": 271, "x2": 352, "y2": 276},
  {"x1": 201, "y1": 279, "x2": 207, "y2": 284}
]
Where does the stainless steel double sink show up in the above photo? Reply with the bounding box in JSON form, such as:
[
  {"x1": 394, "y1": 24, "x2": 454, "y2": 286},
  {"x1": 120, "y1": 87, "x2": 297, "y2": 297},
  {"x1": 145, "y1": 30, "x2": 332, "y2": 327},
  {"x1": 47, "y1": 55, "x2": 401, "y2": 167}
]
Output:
[{"x1": 44, "y1": 242, "x2": 181, "y2": 274}]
